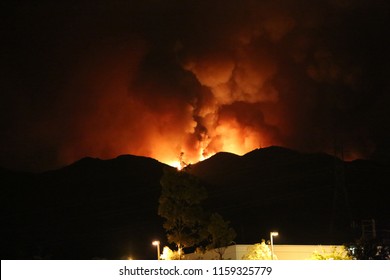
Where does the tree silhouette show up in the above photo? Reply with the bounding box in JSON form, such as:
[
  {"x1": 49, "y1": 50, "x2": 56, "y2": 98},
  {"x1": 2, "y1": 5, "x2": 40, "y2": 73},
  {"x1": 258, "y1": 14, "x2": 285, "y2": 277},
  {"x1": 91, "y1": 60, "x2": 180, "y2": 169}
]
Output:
[
  {"x1": 158, "y1": 168, "x2": 207, "y2": 257},
  {"x1": 205, "y1": 213, "x2": 236, "y2": 259}
]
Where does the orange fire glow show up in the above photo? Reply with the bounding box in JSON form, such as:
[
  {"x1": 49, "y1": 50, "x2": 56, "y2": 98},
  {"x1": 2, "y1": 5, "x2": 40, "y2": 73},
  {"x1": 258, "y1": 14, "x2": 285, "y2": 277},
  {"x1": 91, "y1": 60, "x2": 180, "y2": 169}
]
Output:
[
  {"x1": 56, "y1": 42, "x2": 280, "y2": 168},
  {"x1": 54, "y1": 15, "x2": 369, "y2": 171},
  {"x1": 1, "y1": 0, "x2": 381, "y2": 175}
]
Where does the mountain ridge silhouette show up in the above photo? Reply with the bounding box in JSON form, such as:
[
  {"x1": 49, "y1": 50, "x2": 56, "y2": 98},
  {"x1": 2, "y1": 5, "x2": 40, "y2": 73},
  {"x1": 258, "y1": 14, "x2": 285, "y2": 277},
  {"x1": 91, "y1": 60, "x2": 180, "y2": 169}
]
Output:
[{"x1": 1, "y1": 146, "x2": 389, "y2": 259}]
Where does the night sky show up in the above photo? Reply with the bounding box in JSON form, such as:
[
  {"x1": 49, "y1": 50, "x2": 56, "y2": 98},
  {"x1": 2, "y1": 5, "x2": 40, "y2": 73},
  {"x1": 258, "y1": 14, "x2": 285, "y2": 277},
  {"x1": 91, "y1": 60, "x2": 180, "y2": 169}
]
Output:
[{"x1": 1, "y1": 0, "x2": 389, "y2": 172}]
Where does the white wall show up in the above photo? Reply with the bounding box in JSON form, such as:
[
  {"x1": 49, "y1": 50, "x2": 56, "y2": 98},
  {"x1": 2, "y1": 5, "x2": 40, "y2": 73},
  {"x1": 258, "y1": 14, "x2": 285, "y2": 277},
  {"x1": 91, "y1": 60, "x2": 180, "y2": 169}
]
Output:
[{"x1": 183, "y1": 244, "x2": 343, "y2": 260}]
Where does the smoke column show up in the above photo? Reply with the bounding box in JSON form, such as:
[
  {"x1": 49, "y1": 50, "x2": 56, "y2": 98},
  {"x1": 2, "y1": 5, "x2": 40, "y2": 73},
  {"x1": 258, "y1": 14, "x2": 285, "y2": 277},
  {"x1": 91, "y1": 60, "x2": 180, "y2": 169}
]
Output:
[{"x1": 1, "y1": 0, "x2": 388, "y2": 171}]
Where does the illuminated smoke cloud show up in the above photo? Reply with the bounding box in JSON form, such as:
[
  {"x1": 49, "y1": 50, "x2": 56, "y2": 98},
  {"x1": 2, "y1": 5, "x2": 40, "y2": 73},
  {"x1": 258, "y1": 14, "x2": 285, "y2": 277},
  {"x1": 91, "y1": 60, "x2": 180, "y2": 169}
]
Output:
[
  {"x1": 46, "y1": 0, "x2": 390, "y2": 167},
  {"x1": 1, "y1": 0, "x2": 388, "y2": 171}
]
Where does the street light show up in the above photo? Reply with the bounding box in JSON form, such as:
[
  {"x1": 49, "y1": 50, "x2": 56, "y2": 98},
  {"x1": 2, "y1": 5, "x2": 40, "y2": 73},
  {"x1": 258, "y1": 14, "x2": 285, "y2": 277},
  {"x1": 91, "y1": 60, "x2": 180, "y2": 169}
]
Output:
[
  {"x1": 152, "y1": 241, "x2": 160, "y2": 260},
  {"x1": 270, "y1": 232, "x2": 279, "y2": 260}
]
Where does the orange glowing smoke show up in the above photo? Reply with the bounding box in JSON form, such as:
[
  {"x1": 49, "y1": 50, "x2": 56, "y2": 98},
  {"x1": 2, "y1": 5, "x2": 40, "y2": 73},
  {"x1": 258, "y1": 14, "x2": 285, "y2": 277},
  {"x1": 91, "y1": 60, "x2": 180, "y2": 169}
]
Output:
[
  {"x1": 1, "y1": 0, "x2": 383, "y2": 173},
  {"x1": 56, "y1": 38, "x2": 282, "y2": 168},
  {"x1": 54, "y1": 2, "x2": 373, "y2": 170}
]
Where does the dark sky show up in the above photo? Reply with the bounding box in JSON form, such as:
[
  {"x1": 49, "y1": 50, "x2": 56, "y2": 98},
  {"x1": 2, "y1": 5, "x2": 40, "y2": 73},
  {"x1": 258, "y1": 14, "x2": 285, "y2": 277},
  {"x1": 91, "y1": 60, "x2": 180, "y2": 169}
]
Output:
[{"x1": 1, "y1": 0, "x2": 389, "y2": 171}]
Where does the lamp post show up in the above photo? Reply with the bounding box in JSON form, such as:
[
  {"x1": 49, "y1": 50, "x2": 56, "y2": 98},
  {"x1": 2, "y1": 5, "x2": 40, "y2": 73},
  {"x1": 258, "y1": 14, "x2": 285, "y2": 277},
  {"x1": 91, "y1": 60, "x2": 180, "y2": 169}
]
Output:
[
  {"x1": 152, "y1": 241, "x2": 160, "y2": 260},
  {"x1": 270, "y1": 232, "x2": 278, "y2": 260}
]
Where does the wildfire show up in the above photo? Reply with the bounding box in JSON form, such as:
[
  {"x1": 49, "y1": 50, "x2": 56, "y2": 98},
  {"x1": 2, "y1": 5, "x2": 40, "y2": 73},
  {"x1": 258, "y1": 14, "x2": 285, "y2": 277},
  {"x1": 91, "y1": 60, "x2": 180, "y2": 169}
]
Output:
[
  {"x1": 52, "y1": 1, "x2": 370, "y2": 173},
  {"x1": 165, "y1": 145, "x2": 218, "y2": 170},
  {"x1": 169, "y1": 160, "x2": 184, "y2": 171},
  {"x1": 167, "y1": 152, "x2": 189, "y2": 171}
]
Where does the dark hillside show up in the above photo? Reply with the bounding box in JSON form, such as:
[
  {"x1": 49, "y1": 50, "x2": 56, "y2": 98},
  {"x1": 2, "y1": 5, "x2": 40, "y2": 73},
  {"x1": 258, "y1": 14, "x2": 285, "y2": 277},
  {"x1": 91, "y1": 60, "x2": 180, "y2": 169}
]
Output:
[
  {"x1": 189, "y1": 147, "x2": 390, "y2": 245},
  {"x1": 1, "y1": 147, "x2": 389, "y2": 259},
  {"x1": 1, "y1": 155, "x2": 167, "y2": 260}
]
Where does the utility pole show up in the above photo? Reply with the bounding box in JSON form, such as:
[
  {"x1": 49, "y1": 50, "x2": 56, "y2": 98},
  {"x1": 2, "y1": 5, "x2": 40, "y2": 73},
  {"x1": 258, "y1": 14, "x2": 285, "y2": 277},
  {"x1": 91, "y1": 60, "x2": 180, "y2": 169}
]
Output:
[
  {"x1": 361, "y1": 219, "x2": 376, "y2": 239},
  {"x1": 330, "y1": 135, "x2": 351, "y2": 239}
]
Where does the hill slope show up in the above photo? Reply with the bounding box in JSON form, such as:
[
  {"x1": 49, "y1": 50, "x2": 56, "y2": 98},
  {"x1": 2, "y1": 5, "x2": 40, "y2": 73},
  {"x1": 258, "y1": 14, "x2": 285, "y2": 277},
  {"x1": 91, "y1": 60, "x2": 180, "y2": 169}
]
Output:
[
  {"x1": 1, "y1": 155, "x2": 167, "y2": 260},
  {"x1": 1, "y1": 147, "x2": 389, "y2": 259},
  {"x1": 189, "y1": 147, "x2": 389, "y2": 245}
]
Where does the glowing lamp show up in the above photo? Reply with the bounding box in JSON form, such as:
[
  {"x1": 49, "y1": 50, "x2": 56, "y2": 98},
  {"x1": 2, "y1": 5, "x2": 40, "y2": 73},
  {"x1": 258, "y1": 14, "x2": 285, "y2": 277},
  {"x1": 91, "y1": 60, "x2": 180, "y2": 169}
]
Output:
[
  {"x1": 152, "y1": 240, "x2": 161, "y2": 260},
  {"x1": 270, "y1": 232, "x2": 279, "y2": 260}
]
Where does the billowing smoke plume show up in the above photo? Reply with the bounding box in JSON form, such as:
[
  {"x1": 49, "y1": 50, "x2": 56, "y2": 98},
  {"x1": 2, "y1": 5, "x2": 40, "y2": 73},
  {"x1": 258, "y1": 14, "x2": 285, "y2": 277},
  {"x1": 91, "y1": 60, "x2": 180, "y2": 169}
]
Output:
[{"x1": 1, "y1": 0, "x2": 389, "y2": 170}]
